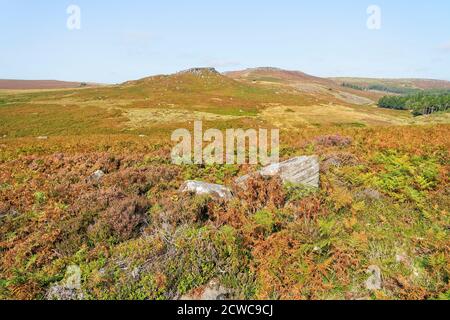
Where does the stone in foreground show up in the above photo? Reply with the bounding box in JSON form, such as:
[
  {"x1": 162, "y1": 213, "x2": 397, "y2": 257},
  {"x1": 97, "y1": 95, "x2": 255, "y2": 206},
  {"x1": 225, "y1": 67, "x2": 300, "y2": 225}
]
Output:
[
  {"x1": 46, "y1": 265, "x2": 83, "y2": 300},
  {"x1": 90, "y1": 169, "x2": 105, "y2": 181},
  {"x1": 180, "y1": 181, "x2": 233, "y2": 200},
  {"x1": 236, "y1": 156, "x2": 320, "y2": 188},
  {"x1": 180, "y1": 279, "x2": 231, "y2": 300},
  {"x1": 365, "y1": 265, "x2": 382, "y2": 291}
]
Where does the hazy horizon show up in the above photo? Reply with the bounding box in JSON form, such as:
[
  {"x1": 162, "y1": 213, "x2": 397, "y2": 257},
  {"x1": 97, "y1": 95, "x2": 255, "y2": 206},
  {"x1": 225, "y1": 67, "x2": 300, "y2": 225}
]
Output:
[{"x1": 2, "y1": 66, "x2": 450, "y2": 86}]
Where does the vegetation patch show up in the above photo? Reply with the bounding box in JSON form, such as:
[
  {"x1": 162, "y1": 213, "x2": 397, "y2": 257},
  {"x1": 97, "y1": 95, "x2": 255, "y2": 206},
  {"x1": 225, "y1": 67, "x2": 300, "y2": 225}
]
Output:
[{"x1": 378, "y1": 92, "x2": 450, "y2": 116}]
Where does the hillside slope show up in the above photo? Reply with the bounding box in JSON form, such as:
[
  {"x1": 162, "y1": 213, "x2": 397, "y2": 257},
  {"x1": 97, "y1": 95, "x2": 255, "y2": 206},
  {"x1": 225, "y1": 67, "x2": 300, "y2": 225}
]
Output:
[
  {"x1": 225, "y1": 67, "x2": 382, "y2": 105},
  {"x1": 0, "y1": 79, "x2": 97, "y2": 90},
  {"x1": 1, "y1": 68, "x2": 448, "y2": 138},
  {"x1": 226, "y1": 67, "x2": 330, "y2": 85},
  {"x1": 330, "y1": 77, "x2": 450, "y2": 93}
]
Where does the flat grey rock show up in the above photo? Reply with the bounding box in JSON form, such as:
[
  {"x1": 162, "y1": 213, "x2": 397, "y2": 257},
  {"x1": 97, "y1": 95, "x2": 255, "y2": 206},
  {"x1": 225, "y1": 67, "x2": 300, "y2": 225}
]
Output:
[
  {"x1": 180, "y1": 181, "x2": 233, "y2": 200},
  {"x1": 236, "y1": 156, "x2": 320, "y2": 188},
  {"x1": 365, "y1": 265, "x2": 382, "y2": 291}
]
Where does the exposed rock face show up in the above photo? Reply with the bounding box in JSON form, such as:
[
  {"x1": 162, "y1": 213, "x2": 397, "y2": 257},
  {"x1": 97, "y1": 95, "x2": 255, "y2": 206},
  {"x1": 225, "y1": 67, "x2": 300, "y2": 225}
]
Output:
[
  {"x1": 180, "y1": 279, "x2": 232, "y2": 300},
  {"x1": 180, "y1": 181, "x2": 233, "y2": 200},
  {"x1": 236, "y1": 156, "x2": 320, "y2": 188},
  {"x1": 178, "y1": 67, "x2": 219, "y2": 76}
]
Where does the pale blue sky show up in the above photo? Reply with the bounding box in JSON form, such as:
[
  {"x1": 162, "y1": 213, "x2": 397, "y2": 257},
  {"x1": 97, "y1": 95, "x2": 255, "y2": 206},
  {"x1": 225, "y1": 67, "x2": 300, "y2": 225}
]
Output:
[{"x1": 1, "y1": 0, "x2": 449, "y2": 83}]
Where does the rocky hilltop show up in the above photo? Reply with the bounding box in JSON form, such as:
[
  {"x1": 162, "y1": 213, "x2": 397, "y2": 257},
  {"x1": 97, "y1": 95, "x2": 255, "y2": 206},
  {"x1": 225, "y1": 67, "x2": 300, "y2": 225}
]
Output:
[{"x1": 177, "y1": 67, "x2": 220, "y2": 76}]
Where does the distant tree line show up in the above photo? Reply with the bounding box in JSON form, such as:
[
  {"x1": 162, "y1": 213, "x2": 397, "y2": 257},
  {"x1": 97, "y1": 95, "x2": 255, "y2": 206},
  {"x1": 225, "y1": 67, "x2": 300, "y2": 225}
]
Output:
[
  {"x1": 378, "y1": 92, "x2": 450, "y2": 116},
  {"x1": 342, "y1": 82, "x2": 419, "y2": 95}
]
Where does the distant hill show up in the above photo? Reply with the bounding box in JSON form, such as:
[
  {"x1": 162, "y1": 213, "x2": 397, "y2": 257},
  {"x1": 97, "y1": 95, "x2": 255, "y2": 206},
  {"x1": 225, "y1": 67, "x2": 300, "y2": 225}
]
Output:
[
  {"x1": 6, "y1": 67, "x2": 318, "y2": 128},
  {"x1": 0, "y1": 79, "x2": 98, "y2": 90},
  {"x1": 225, "y1": 67, "x2": 330, "y2": 85},
  {"x1": 225, "y1": 67, "x2": 382, "y2": 105},
  {"x1": 81, "y1": 67, "x2": 316, "y2": 112},
  {"x1": 330, "y1": 77, "x2": 450, "y2": 94},
  {"x1": 2, "y1": 67, "x2": 449, "y2": 137}
]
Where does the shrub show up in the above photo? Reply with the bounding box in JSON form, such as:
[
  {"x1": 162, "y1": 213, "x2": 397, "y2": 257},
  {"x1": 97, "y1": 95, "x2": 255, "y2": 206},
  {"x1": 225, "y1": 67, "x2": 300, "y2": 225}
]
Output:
[
  {"x1": 321, "y1": 152, "x2": 359, "y2": 172},
  {"x1": 314, "y1": 135, "x2": 352, "y2": 147},
  {"x1": 150, "y1": 194, "x2": 213, "y2": 230},
  {"x1": 367, "y1": 151, "x2": 440, "y2": 205},
  {"x1": 250, "y1": 210, "x2": 276, "y2": 238},
  {"x1": 34, "y1": 192, "x2": 47, "y2": 205},
  {"x1": 284, "y1": 183, "x2": 318, "y2": 202},
  {"x1": 87, "y1": 225, "x2": 250, "y2": 300},
  {"x1": 88, "y1": 196, "x2": 150, "y2": 243},
  {"x1": 234, "y1": 175, "x2": 285, "y2": 213}
]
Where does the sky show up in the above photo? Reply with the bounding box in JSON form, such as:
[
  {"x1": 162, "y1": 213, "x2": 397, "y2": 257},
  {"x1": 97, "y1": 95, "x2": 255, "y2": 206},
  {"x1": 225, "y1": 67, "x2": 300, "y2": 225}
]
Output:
[{"x1": 1, "y1": 0, "x2": 449, "y2": 83}]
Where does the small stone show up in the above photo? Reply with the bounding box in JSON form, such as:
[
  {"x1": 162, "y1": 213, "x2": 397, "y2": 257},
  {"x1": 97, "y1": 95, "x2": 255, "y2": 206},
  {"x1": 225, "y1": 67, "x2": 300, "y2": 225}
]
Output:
[
  {"x1": 64, "y1": 265, "x2": 82, "y2": 290},
  {"x1": 180, "y1": 181, "x2": 233, "y2": 200},
  {"x1": 91, "y1": 170, "x2": 105, "y2": 181},
  {"x1": 365, "y1": 265, "x2": 382, "y2": 291},
  {"x1": 46, "y1": 286, "x2": 82, "y2": 301},
  {"x1": 46, "y1": 265, "x2": 83, "y2": 300},
  {"x1": 180, "y1": 279, "x2": 232, "y2": 301},
  {"x1": 131, "y1": 267, "x2": 141, "y2": 281},
  {"x1": 37, "y1": 136, "x2": 48, "y2": 140},
  {"x1": 201, "y1": 280, "x2": 229, "y2": 300}
]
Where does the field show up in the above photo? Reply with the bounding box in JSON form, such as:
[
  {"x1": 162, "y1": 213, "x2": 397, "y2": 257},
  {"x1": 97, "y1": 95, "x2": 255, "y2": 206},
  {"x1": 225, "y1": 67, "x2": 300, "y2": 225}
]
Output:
[{"x1": 0, "y1": 68, "x2": 449, "y2": 300}]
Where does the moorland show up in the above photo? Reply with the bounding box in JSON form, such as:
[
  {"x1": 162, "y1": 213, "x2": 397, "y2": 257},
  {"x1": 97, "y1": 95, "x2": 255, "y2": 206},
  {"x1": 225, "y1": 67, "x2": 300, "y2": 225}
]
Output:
[{"x1": 0, "y1": 67, "x2": 448, "y2": 300}]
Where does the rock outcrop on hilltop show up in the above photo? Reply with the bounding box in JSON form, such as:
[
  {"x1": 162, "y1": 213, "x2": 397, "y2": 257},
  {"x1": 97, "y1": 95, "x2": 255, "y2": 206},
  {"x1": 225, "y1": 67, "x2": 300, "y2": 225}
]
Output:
[{"x1": 178, "y1": 67, "x2": 220, "y2": 76}]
